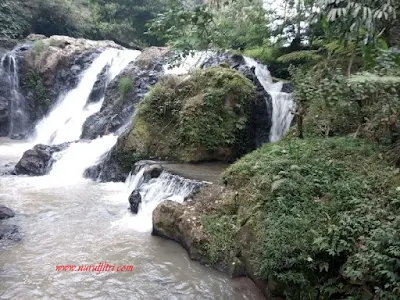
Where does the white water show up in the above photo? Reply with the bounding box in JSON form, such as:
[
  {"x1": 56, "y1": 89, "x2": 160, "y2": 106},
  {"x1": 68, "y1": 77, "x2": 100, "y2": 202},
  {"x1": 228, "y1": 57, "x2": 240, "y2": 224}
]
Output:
[
  {"x1": 243, "y1": 57, "x2": 294, "y2": 142},
  {"x1": 49, "y1": 135, "x2": 118, "y2": 183},
  {"x1": 34, "y1": 48, "x2": 141, "y2": 145},
  {"x1": 114, "y1": 168, "x2": 201, "y2": 232},
  {"x1": 0, "y1": 52, "x2": 28, "y2": 137}
]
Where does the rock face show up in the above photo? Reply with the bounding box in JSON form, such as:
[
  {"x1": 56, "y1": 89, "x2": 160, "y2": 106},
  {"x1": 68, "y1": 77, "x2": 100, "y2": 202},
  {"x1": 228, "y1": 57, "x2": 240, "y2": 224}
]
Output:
[
  {"x1": 81, "y1": 47, "x2": 169, "y2": 140},
  {"x1": 0, "y1": 206, "x2": 15, "y2": 219},
  {"x1": 152, "y1": 200, "x2": 208, "y2": 261},
  {"x1": 13, "y1": 143, "x2": 70, "y2": 176}
]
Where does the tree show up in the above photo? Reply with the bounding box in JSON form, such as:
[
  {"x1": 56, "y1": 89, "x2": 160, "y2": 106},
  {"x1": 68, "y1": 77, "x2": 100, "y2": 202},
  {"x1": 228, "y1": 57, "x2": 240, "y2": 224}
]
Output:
[{"x1": 90, "y1": 0, "x2": 166, "y2": 47}]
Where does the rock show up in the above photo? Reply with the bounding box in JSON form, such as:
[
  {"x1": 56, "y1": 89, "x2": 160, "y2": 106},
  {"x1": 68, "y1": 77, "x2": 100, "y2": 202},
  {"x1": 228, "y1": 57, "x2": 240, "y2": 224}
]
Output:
[
  {"x1": 13, "y1": 143, "x2": 70, "y2": 176},
  {"x1": 0, "y1": 206, "x2": 15, "y2": 219},
  {"x1": 129, "y1": 190, "x2": 142, "y2": 214},
  {"x1": 87, "y1": 65, "x2": 110, "y2": 104},
  {"x1": 152, "y1": 200, "x2": 207, "y2": 261},
  {"x1": 282, "y1": 82, "x2": 294, "y2": 93},
  {"x1": 143, "y1": 164, "x2": 163, "y2": 182},
  {"x1": 202, "y1": 53, "x2": 273, "y2": 147},
  {"x1": 0, "y1": 224, "x2": 19, "y2": 241}
]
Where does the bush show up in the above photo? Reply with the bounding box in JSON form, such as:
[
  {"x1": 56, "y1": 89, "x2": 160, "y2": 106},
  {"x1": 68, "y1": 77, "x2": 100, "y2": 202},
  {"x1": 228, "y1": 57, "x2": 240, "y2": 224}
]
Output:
[
  {"x1": 216, "y1": 137, "x2": 400, "y2": 299},
  {"x1": 118, "y1": 76, "x2": 133, "y2": 98}
]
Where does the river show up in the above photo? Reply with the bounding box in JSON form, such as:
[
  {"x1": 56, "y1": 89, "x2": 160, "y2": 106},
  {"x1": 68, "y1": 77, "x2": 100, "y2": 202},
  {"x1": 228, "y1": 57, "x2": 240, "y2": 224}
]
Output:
[{"x1": 0, "y1": 139, "x2": 264, "y2": 299}]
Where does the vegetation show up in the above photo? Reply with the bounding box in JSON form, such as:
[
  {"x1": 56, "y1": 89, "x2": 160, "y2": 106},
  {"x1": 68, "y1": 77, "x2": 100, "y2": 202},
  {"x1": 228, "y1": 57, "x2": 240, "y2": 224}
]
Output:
[
  {"x1": 22, "y1": 71, "x2": 50, "y2": 113},
  {"x1": 0, "y1": 0, "x2": 166, "y2": 47},
  {"x1": 118, "y1": 76, "x2": 133, "y2": 98},
  {"x1": 202, "y1": 137, "x2": 400, "y2": 299}
]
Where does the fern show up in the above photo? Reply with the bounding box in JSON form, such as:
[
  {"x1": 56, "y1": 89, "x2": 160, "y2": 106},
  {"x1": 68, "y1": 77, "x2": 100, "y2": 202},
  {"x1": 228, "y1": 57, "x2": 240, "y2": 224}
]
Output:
[
  {"x1": 349, "y1": 73, "x2": 400, "y2": 84},
  {"x1": 276, "y1": 50, "x2": 322, "y2": 63}
]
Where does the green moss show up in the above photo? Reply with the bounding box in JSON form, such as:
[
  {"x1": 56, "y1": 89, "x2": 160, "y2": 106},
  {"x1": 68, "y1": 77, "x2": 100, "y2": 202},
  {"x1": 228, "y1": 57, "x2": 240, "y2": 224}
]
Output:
[
  {"x1": 124, "y1": 66, "x2": 256, "y2": 162},
  {"x1": 118, "y1": 76, "x2": 133, "y2": 98},
  {"x1": 202, "y1": 137, "x2": 400, "y2": 299},
  {"x1": 22, "y1": 71, "x2": 50, "y2": 112}
]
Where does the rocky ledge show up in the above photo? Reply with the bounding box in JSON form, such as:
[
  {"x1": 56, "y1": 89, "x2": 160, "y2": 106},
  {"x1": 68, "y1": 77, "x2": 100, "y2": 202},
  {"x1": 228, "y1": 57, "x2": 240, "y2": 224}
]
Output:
[{"x1": 152, "y1": 184, "x2": 277, "y2": 299}]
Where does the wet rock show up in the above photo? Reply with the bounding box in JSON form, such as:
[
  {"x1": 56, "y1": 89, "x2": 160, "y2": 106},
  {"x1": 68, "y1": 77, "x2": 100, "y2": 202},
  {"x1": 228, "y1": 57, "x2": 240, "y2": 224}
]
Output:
[
  {"x1": 13, "y1": 143, "x2": 70, "y2": 176},
  {"x1": 129, "y1": 190, "x2": 142, "y2": 214},
  {"x1": 152, "y1": 200, "x2": 207, "y2": 261},
  {"x1": 143, "y1": 164, "x2": 163, "y2": 182},
  {"x1": 87, "y1": 65, "x2": 110, "y2": 104},
  {"x1": 0, "y1": 206, "x2": 15, "y2": 219},
  {"x1": 0, "y1": 224, "x2": 19, "y2": 241},
  {"x1": 282, "y1": 83, "x2": 294, "y2": 93}
]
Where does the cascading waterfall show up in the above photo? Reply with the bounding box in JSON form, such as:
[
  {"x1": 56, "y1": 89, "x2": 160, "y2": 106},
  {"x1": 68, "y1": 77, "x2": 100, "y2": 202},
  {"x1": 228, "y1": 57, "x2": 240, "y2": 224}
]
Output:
[
  {"x1": 115, "y1": 167, "x2": 202, "y2": 232},
  {"x1": 0, "y1": 52, "x2": 29, "y2": 138},
  {"x1": 32, "y1": 48, "x2": 141, "y2": 180},
  {"x1": 243, "y1": 57, "x2": 294, "y2": 142},
  {"x1": 34, "y1": 48, "x2": 141, "y2": 145}
]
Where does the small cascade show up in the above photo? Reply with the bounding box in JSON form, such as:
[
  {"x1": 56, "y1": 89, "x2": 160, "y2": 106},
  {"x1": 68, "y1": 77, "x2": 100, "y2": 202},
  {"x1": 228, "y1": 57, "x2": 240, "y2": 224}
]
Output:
[
  {"x1": 48, "y1": 135, "x2": 118, "y2": 183},
  {"x1": 34, "y1": 48, "x2": 141, "y2": 145},
  {"x1": 117, "y1": 166, "x2": 202, "y2": 232},
  {"x1": 0, "y1": 52, "x2": 29, "y2": 138},
  {"x1": 244, "y1": 57, "x2": 294, "y2": 142}
]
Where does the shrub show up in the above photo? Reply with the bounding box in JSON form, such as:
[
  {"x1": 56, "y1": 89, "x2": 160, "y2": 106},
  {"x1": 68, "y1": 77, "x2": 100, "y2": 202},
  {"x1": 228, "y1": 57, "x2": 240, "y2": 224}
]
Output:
[
  {"x1": 217, "y1": 137, "x2": 400, "y2": 299},
  {"x1": 118, "y1": 76, "x2": 133, "y2": 98},
  {"x1": 22, "y1": 71, "x2": 50, "y2": 111}
]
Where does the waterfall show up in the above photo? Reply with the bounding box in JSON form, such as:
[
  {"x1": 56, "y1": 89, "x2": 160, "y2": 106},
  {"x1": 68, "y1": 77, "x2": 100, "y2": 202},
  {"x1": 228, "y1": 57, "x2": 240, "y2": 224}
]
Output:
[
  {"x1": 0, "y1": 52, "x2": 29, "y2": 138},
  {"x1": 243, "y1": 57, "x2": 294, "y2": 142},
  {"x1": 115, "y1": 167, "x2": 202, "y2": 232},
  {"x1": 34, "y1": 48, "x2": 141, "y2": 145},
  {"x1": 49, "y1": 135, "x2": 118, "y2": 183}
]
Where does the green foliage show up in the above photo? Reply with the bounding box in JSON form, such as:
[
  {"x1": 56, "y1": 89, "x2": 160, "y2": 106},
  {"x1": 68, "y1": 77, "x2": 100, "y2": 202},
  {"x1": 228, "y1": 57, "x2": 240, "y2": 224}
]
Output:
[
  {"x1": 148, "y1": 0, "x2": 269, "y2": 51},
  {"x1": 90, "y1": 0, "x2": 165, "y2": 47},
  {"x1": 291, "y1": 48, "x2": 400, "y2": 141},
  {"x1": 118, "y1": 76, "x2": 133, "y2": 98},
  {"x1": 0, "y1": 0, "x2": 31, "y2": 39},
  {"x1": 22, "y1": 71, "x2": 50, "y2": 111},
  {"x1": 202, "y1": 214, "x2": 238, "y2": 265},
  {"x1": 31, "y1": 0, "x2": 93, "y2": 38},
  {"x1": 221, "y1": 137, "x2": 400, "y2": 299},
  {"x1": 243, "y1": 46, "x2": 276, "y2": 65},
  {"x1": 276, "y1": 50, "x2": 323, "y2": 63}
]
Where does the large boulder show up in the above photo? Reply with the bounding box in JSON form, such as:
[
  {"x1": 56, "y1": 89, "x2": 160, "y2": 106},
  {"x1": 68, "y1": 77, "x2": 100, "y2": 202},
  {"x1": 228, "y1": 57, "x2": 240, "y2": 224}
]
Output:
[
  {"x1": 0, "y1": 206, "x2": 15, "y2": 219},
  {"x1": 13, "y1": 143, "x2": 70, "y2": 176}
]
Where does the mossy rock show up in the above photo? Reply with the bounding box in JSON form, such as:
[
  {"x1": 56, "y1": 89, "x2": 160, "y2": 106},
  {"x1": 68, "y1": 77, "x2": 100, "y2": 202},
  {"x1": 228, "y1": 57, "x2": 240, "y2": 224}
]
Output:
[{"x1": 119, "y1": 66, "x2": 256, "y2": 162}]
